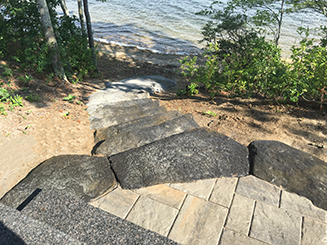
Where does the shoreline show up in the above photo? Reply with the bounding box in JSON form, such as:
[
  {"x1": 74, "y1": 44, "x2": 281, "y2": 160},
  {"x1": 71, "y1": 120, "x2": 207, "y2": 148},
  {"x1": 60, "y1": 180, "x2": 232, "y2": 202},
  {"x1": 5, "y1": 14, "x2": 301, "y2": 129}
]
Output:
[{"x1": 95, "y1": 41, "x2": 197, "y2": 67}]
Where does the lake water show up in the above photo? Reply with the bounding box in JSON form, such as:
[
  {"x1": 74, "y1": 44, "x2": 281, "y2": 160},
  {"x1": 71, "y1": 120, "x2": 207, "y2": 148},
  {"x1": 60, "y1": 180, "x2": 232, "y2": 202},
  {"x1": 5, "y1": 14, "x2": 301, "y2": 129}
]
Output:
[{"x1": 63, "y1": 0, "x2": 326, "y2": 57}]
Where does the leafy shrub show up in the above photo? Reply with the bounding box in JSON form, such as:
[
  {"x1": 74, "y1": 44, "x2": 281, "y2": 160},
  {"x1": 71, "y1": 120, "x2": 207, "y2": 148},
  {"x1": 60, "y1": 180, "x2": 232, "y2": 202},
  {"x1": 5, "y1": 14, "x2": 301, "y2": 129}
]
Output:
[
  {"x1": 290, "y1": 28, "x2": 327, "y2": 106},
  {"x1": 0, "y1": 0, "x2": 95, "y2": 81}
]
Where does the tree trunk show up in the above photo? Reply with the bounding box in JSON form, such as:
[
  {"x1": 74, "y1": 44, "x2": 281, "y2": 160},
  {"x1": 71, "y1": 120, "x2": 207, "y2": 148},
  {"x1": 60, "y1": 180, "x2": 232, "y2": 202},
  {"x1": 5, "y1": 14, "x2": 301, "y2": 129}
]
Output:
[
  {"x1": 83, "y1": 0, "x2": 98, "y2": 73},
  {"x1": 77, "y1": 0, "x2": 86, "y2": 37},
  {"x1": 36, "y1": 0, "x2": 68, "y2": 82},
  {"x1": 60, "y1": 0, "x2": 69, "y2": 16}
]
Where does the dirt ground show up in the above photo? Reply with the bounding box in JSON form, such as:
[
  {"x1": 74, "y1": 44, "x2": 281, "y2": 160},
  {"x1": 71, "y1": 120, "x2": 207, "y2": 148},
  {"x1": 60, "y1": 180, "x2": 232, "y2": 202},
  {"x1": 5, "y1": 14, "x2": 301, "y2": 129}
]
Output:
[{"x1": 0, "y1": 42, "x2": 326, "y2": 197}]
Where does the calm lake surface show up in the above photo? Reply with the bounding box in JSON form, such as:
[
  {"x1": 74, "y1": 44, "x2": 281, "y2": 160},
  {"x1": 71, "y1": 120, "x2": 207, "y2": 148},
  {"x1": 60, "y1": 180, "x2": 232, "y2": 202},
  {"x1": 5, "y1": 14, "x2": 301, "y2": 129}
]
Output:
[{"x1": 64, "y1": 0, "x2": 326, "y2": 57}]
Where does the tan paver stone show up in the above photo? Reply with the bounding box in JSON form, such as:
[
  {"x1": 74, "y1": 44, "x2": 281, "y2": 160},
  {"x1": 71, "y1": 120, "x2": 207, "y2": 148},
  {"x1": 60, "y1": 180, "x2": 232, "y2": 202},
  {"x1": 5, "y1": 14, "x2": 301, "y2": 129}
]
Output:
[
  {"x1": 89, "y1": 187, "x2": 139, "y2": 219},
  {"x1": 236, "y1": 175, "x2": 281, "y2": 207},
  {"x1": 219, "y1": 228, "x2": 268, "y2": 245},
  {"x1": 126, "y1": 195, "x2": 179, "y2": 236},
  {"x1": 281, "y1": 190, "x2": 326, "y2": 223},
  {"x1": 302, "y1": 216, "x2": 327, "y2": 245},
  {"x1": 209, "y1": 177, "x2": 238, "y2": 207},
  {"x1": 250, "y1": 201, "x2": 302, "y2": 245},
  {"x1": 134, "y1": 184, "x2": 186, "y2": 209},
  {"x1": 225, "y1": 193, "x2": 255, "y2": 235},
  {"x1": 170, "y1": 178, "x2": 216, "y2": 200},
  {"x1": 168, "y1": 195, "x2": 228, "y2": 245}
]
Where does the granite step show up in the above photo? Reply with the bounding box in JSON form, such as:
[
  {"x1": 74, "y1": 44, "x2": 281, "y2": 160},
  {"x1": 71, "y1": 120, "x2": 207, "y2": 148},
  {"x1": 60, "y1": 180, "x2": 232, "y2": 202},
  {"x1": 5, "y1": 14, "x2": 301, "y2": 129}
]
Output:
[
  {"x1": 94, "y1": 110, "x2": 184, "y2": 143},
  {"x1": 109, "y1": 127, "x2": 249, "y2": 189},
  {"x1": 0, "y1": 202, "x2": 84, "y2": 244},
  {"x1": 19, "y1": 188, "x2": 178, "y2": 245},
  {"x1": 89, "y1": 99, "x2": 167, "y2": 130},
  {"x1": 94, "y1": 113, "x2": 199, "y2": 157}
]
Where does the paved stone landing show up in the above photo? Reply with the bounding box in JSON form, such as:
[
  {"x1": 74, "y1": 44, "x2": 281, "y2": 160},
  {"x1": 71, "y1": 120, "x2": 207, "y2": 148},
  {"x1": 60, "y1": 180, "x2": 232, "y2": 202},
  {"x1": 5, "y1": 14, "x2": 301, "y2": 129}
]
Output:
[{"x1": 90, "y1": 175, "x2": 327, "y2": 245}]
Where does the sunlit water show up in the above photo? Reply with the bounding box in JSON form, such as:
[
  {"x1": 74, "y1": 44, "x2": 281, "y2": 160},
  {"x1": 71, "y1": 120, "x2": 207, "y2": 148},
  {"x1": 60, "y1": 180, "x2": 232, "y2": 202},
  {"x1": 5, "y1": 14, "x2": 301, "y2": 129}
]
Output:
[{"x1": 63, "y1": 0, "x2": 326, "y2": 57}]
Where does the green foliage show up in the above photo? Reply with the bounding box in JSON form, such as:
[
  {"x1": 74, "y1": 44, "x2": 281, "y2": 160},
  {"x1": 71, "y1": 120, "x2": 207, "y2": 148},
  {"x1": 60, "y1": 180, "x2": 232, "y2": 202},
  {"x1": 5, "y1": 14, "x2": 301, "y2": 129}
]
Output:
[
  {"x1": 0, "y1": 86, "x2": 23, "y2": 115},
  {"x1": 289, "y1": 28, "x2": 327, "y2": 104},
  {"x1": 203, "y1": 110, "x2": 217, "y2": 117},
  {"x1": 176, "y1": 83, "x2": 199, "y2": 96},
  {"x1": 0, "y1": 0, "x2": 96, "y2": 81},
  {"x1": 63, "y1": 94, "x2": 76, "y2": 103},
  {"x1": 25, "y1": 94, "x2": 41, "y2": 102},
  {"x1": 181, "y1": 0, "x2": 327, "y2": 107}
]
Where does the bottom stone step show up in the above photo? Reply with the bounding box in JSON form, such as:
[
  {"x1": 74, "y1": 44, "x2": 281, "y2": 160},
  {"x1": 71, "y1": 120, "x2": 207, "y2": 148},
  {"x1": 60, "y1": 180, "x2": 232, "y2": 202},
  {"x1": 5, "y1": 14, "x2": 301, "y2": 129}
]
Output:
[{"x1": 20, "y1": 188, "x2": 178, "y2": 245}]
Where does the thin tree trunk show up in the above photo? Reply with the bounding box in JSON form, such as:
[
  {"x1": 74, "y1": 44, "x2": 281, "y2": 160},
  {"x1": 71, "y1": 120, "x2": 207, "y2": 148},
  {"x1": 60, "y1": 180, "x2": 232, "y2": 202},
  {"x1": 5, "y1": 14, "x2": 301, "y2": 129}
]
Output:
[
  {"x1": 83, "y1": 0, "x2": 98, "y2": 73},
  {"x1": 77, "y1": 0, "x2": 86, "y2": 37},
  {"x1": 36, "y1": 0, "x2": 68, "y2": 82},
  {"x1": 60, "y1": 0, "x2": 69, "y2": 16}
]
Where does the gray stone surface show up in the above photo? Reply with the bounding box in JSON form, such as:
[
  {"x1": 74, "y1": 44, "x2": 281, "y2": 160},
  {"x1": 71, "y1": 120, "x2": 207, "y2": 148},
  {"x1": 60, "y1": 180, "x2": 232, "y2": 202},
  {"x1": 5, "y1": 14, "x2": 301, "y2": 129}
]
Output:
[
  {"x1": 236, "y1": 175, "x2": 281, "y2": 207},
  {"x1": 95, "y1": 113, "x2": 199, "y2": 156},
  {"x1": 249, "y1": 140, "x2": 327, "y2": 210},
  {"x1": 302, "y1": 216, "x2": 327, "y2": 245},
  {"x1": 250, "y1": 201, "x2": 302, "y2": 245},
  {"x1": 0, "y1": 155, "x2": 116, "y2": 209},
  {"x1": 225, "y1": 193, "x2": 255, "y2": 235},
  {"x1": 105, "y1": 75, "x2": 177, "y2": 95},
  {"x1": 168, "y1": 195, "x2": 228, "y2": 245},
  {"x1": 90, "y1": 99, "x2": 167, "y2": 129},
  {"x1": 110, "y1": 128, "x2": 249, "y2": 189},
  {"x1": 21, "y1": 188, "x2": 178, "y2": 245},
  {"x1": 94, "y1": 111, "x2": 183, "y2": 143},
  {"x1": 87, "y1": 90, "x2": 149, "y2": 113},
  {"x1": 0, "y1": 203, "x2": 84, "y2": 245}
]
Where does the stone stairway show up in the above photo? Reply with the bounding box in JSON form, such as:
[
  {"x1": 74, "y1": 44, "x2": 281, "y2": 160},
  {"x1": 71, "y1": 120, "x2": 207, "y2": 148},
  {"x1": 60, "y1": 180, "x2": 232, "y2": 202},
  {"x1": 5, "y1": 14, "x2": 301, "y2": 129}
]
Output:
[{"x1": 1, "y1": 75, "x2": 327, "y2": 244}]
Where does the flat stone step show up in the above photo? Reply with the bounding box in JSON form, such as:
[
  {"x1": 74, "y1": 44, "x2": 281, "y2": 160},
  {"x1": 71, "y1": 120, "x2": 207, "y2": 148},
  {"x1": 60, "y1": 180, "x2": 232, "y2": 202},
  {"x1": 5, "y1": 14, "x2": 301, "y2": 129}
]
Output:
[
  {"x1": 0, "y1": 203, "x2": 84, "y2": 244},
  {"x1": 87, "y1": 90, "x2": 149, "y2": 112},
  {"x1": 20, "y1": 188, "x2": 178, "y2": 245},
  {"x1": 94, "y1": 110, "x2": 183, "y2": 143},
  {"x1": 0, "y1": 155, "x2": 116, "y2": 209},
  {"x1": 110, "y1": 128, "x2": 249, "y2": 189},
  {"x1": 94, "y1": 113, "x2": 199, "y2": 157},
  {"x1": 89, "y1": 99, "x2": 167, "y2": 130}
]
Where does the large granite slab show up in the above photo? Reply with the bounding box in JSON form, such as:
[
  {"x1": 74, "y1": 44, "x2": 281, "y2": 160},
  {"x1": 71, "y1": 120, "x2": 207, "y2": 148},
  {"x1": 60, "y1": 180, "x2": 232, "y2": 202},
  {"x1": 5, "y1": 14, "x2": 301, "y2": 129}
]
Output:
[
  {"x1": 21, "y1": 188, "x2": 178, "y2": 245},
  {"x1": 94, "y1": 111, "x2": 183, "y2": 143},
  {"x1": 89, "y1": 99, "x2": 167, "y2": 129},
  {"x1": 95, "y1": 113, "x2": 199, "y2": 156},
  {"x1": 249, "y1": 140, "x2": 327, "y2": 210},
  {"x1": 110, "y1": 128, "x2": 249, "y2": 189},
  {"x1": 0, "y1": 155, "x2": 116, "y2": 209},
  {"x1": 0, "y1": 203, "x2": 84, "y2": 245}
]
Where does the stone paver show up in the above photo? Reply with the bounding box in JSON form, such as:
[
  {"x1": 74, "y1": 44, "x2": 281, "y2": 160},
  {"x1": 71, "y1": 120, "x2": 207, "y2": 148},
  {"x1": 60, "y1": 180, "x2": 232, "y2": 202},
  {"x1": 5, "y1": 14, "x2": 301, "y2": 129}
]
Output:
[
  {"x1": 250, "y1": 201, "x2": 302, "y2": 245},
  {"x1": 219, "y1": 228, "x2": 268, "y2": 245},
  {"x1": 89, "y1": 187, "x2": 139, "y2": 219},
  {"x1": 90, "y1": 175, "x2": 327, "y2": 245},
  {"x1": 302, "y1": 217, "x2": 327, "y2": 245},
  {"x1": 209, "y1": 177, "x2": 238, "y2": 207},
  {"x1": 225, "y1": 193, "x2": 255, "y2": 235},
  {"x1": 170, "y1": 178, "x2": 216, "y2": 200},
  {"x1": 126, "y1": 196, "x2": 179, "y2": 236},
  {"x1": 134, "y1": 184, "x2": 186, "y2": 209},
  {"x1": 168, "y1": 195, "x2": 228, "y2": 245},
  {"x1": 280, "y1": 190, "x2": 326, "y2": 223},
  {"x1": 236, "y1": 175, "x2": 281, "y2": 207}
]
